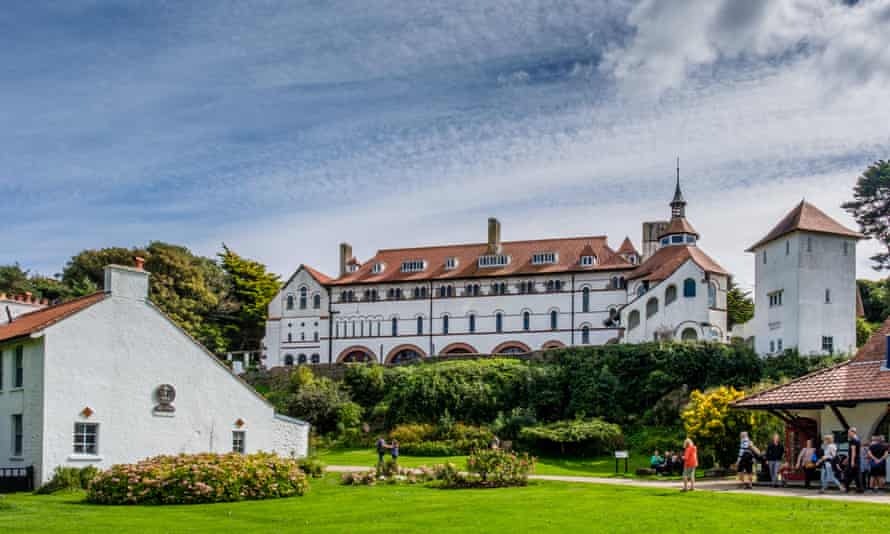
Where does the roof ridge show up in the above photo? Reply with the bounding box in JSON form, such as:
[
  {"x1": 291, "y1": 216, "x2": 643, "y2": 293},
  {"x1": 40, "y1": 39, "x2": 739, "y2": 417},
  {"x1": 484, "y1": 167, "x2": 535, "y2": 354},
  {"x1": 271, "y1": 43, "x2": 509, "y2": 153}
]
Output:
[{"x1": 377, "y1": 235, "x2": 608, "y2": 253}]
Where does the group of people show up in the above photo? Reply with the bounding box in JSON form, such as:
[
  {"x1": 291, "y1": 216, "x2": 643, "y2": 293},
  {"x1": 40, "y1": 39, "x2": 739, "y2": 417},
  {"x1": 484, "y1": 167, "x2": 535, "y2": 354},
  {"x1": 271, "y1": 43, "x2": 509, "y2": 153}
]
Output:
[
  {"x1": 736, "y1": 428, "x2": 889, "y2": 494},
  {"x1": 375, "y1": 437, "x2": 400, "y2": 464},
  {"x1": 650, "y1": 439, "x2": 699, "y2": 492}
]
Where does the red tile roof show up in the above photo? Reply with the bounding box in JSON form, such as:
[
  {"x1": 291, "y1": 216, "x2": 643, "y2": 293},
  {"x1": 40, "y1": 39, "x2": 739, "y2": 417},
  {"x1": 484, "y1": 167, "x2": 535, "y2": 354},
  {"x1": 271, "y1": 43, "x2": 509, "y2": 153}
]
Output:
[
  {"x1": 0, "y1": 292, "x2": 106, "y2": 343},
  {"x1": 327, "y1": 236, "x2": 635, "y2": 285},
  {"x1": 734, "y1": 318, "x2": 890, "y2": 409},
  {"x1": 626, "y1": 245, "x2": 728, "y2": 282},
  {"x1": 616, "y1": 237, "x2": 639, "y2": 256},
  {"x1": 658, "y1": 217, "x2": 699, "y2": 238},
  {"x1": 302, "y1": 264, "x2": 333, "y2": 284},
  {"x1": 746, "y1": 200, "x2": 863, "y2": 252}
]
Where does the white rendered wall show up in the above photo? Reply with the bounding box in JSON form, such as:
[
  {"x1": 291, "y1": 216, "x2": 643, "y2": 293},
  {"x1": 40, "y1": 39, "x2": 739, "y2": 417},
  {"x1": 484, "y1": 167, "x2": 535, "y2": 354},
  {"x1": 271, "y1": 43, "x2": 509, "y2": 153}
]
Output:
[
  {"x1": 0, "y1": 340, "x2": 45, "y2": 483},
  {"x1": 752, "y1": 232, "x2": 857, "y2": 356},
  {"x1": 621, "y1": 259, "x2": 727, "y2": 343},
  {"x1": 0, "y1": 300, "x2": 43, "y2": 324},
  {"x1": 38, "y1": 288, "x2": 307, "y2": 483}
]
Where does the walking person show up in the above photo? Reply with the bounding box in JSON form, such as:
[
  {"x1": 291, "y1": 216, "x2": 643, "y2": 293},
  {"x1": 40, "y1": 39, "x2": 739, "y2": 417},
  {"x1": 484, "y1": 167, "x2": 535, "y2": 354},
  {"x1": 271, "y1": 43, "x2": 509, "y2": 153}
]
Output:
[
  {"x1": 682, "y1": 438, "x2": 698, "y2": 492},
  {"x1": 766, "y1": 433, "x2": 784, "y2": 488},
  {"x1": 796, "y1": 439, "x2": 818, "y2": 489},
  {"x1": 845, "y1": 427, "x2": 864, "y2": 494},
  {"x1": 736, "y1": 431, "x2": 758, "y2": 489},
  {"x1": 867, "y1": 435, "x2": 887, "y2": 493},
  {"x1": 376, "y1": 436, "x2": 388, "y2": 466},
  {"x1": 818, "y1": 434, "x2": 841, "y2": 493}
]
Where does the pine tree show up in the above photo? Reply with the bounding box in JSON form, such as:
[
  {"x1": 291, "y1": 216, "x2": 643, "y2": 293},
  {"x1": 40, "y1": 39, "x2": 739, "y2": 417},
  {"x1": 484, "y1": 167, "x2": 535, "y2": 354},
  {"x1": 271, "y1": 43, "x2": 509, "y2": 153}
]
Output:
[
  {"x1": 843, "y1": 160, "x2": 890, "y2": 271},
  {"x1": 218, "y1": 244, "x2": 281, "y2": 351}
]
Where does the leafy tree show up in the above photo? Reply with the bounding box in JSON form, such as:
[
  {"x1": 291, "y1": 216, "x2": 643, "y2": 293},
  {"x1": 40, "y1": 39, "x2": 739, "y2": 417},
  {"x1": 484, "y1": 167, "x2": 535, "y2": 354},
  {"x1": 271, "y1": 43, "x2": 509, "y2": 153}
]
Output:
[
  {"x1": 843, "y1": 160, "x2": 890, "y2": 271},
  {"x1": 62, "y1": 247, "x2": 142, "y2": 289},
  {"x1": 0, "y1": 264, "x2": 32, "y2": 295},
  {"x1": 217, "y1": 245, "x2": 280, "y2": 351},
  {"x1": 857, "y1": 278, "x2": 890, "y2": 324},
  {"x1": 857, "y1": 317, "x2": 878, "y2": 347},
  {"x1": 682, "y1": 386, "x2": 779, "y2": 468},
  {"x1": 726, "y1": 280, "x2": 754, "y2": 329}
]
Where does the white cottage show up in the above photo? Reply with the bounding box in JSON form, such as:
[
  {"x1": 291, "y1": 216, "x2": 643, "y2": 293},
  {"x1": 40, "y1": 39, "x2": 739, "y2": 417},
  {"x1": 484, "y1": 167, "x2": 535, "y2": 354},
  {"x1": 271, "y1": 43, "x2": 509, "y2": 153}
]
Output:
[{"x1": 0, "y1": 260, "x2": 308, "y2": 487}]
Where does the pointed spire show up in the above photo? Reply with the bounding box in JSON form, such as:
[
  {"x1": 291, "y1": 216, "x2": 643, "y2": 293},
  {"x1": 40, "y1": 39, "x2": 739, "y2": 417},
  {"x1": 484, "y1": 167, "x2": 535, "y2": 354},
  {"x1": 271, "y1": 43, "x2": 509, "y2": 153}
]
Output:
[{"x1": 670, "y1": 157, "x2": 686, "y2": 218}]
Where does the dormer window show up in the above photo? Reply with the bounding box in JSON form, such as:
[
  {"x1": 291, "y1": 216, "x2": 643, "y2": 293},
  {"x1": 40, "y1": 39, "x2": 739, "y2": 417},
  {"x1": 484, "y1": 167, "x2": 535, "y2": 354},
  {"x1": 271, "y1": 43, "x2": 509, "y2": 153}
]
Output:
[
  {"x1": 372, "y1": 262, "x2": 385, "y2": 274},
  {"x1": 445, "y1": 257, "x2": 458, "y2": 270},
  {"x1": 580, "y1": 255, "x2": 597, "y2": 266},
  {"x1": 347, "y1": 263, "x2": 359, "y2": 273},
  {"x1": 532, "y1": 252, "x2": 558, "y2": 265},
  {"x1": 401, "y1": 260, "x2": 426, "y2": 273},
  {"x1": 478, "y1": 254, "x2": 510, "y2": 268}
]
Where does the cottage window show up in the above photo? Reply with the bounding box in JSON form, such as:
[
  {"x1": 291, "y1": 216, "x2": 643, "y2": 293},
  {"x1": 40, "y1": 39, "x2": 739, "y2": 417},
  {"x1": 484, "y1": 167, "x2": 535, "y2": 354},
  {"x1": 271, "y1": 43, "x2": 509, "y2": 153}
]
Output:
[
  {"x1": 232, "y1": 430, "x2": 246, "y2": 454},
  {"x1": 14, "y1": 346, "x2": 23, "y2": 388},
  {"x1": 73, "y1": 422, "x2": 99, "y2": 455},
  {"x1": 821, "y1": 336, "x2": 834, "y2": 355},
  {"x1": 12, "y1": 414, "x2": 23, "y2": 457}
]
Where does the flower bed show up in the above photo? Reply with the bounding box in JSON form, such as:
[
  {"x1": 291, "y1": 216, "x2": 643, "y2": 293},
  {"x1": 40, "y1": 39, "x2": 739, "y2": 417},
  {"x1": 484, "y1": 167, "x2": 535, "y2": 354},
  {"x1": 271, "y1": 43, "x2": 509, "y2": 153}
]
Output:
[{"x1": 87, "y1": 453, "x2": 309, "y2": 505}]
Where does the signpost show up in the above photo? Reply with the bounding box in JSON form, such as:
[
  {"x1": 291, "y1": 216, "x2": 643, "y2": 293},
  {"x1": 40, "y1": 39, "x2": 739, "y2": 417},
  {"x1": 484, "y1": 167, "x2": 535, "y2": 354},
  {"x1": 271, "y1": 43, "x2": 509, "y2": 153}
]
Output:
[{"x1": 614, "y1": 450, "x2": 629, "y2": 474}]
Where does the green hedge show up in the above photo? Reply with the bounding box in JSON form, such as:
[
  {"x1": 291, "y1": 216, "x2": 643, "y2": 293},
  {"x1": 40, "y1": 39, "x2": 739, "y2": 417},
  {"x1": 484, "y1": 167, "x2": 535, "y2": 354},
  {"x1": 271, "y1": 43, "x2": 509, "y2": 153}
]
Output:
[{"x1": 519, "y1": 418, "x2": 624, "y2": 457}]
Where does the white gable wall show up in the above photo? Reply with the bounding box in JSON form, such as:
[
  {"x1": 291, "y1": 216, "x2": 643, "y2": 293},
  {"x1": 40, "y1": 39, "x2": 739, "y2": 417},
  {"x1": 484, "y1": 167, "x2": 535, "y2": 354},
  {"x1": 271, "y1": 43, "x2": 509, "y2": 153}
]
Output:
[
  {"x1": 39, "y1": 293, "x2": 306, "y2": 483},
  {"x1": 0, "y1": 339, "x2": 45, "y2": 482}
]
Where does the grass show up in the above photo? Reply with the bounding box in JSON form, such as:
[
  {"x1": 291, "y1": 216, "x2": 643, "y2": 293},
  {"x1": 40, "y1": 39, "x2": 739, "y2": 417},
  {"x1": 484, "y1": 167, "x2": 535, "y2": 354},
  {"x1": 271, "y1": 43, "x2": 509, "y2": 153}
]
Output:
[
  {"x1": 316, "y1": 447, "x2": 662, "y2": 478},
  {"x1": 1, "y1": 475, "x2": 887, "y2": 533}
]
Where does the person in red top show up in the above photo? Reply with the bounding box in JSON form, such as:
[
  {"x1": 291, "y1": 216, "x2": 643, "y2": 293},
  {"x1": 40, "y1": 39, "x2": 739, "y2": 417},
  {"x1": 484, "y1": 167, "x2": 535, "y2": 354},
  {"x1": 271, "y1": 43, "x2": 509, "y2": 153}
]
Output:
[{"x1": 683, "y1": 438, "x2": 698, "y2": 492}]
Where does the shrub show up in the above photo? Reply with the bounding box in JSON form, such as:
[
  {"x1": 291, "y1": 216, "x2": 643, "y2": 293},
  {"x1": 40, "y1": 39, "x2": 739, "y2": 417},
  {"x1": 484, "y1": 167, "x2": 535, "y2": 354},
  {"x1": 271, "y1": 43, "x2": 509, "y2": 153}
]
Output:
[
  {"x1": 286, "y1": 378, "x2": 354, "y2": 435},
  {"x1": 519, "y1": 418, "x2": 624, "y2": 457},
  {"x1": 87, "y1": 453, "x2": 308, "y2": 505},
  {"x1": 297, "y1": 457, "x2": 326, "y2": 478},
  {"x1": 492, "y1": 408, "x2": 538, "y2": 441},
  {"x1": 35, "y1": 466, "x2": 99, "y2": 494},
  {"x1": 441, "y1": 449, "x2": 535, "y2": 488},
  {"x1": 387, "y1": 422, "x2": 493, "y2": 456},
  {"x1": 399, "y1": 441, "x2": 461, "y2": 456},
  {"x1": 389, "y1": 423, "x2": 437, "y2": 444}
]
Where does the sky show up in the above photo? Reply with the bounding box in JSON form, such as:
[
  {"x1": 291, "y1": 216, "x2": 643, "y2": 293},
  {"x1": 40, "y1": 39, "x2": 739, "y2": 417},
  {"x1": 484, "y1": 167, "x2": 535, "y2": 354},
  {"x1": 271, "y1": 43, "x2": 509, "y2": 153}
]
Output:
[{"x1": 1, "y1": 0, "x2": 889, "y2": 291}]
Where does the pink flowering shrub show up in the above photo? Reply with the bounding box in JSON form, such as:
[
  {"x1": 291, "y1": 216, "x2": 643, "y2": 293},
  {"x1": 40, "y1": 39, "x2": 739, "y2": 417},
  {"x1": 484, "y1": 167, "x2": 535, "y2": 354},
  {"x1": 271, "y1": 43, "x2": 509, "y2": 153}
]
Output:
[{"x1": 87, "y1": 452, "x2": 309, "y2": 505}]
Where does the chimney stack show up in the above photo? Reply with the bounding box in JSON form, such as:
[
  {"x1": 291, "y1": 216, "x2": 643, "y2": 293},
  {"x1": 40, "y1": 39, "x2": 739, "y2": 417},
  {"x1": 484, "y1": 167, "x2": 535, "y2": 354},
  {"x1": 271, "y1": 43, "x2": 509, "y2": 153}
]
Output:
[
  {"x1": 134, "y1": 256, "x2": 145, "y2": 270},
  {"x1": 487, "y1": 218, "x2": 502, "y2": 254},
  {"x1": 339, "y1": 243, "x2": 353, "y2": 277}
]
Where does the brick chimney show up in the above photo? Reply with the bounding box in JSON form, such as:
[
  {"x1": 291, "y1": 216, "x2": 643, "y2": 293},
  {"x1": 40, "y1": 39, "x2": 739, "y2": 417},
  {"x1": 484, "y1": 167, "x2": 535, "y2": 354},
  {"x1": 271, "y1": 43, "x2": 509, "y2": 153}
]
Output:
[
  {"x1": 487, "y1": 218, "x2": 502, "y2": 254},
  {"x1": 339, "y1": 243, "x2": 353, "y2": 277},
  {"x1": 104, "y1": 257, "x2": 150, "y2": 301}
]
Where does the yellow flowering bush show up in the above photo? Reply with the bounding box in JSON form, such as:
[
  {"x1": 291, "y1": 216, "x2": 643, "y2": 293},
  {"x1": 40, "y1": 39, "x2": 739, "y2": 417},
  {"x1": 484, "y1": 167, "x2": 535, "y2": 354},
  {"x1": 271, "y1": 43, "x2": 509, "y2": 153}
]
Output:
[{"x1": 87, "y1": 452, "x2": 308, "y2": 505}]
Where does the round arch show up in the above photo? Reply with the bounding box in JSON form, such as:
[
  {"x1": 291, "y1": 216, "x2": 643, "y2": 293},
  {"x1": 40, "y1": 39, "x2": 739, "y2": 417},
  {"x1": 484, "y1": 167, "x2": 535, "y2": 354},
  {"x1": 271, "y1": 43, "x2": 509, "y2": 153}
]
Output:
[
  {"x1": 385, "y1": 344, "x2": 427, "y2": 365},
  {"x1": 541, "y1": 340, "x2": 566, "y2": 350},
  {"x1": 440, "y1": 342, "x2": 479, "y2": 355},
  {"x1": 491, "y1": 340, "x2": 532, "y2": 355},
  {"x1": 336, "y1": 345, "x2": 378, "y2": 363}
]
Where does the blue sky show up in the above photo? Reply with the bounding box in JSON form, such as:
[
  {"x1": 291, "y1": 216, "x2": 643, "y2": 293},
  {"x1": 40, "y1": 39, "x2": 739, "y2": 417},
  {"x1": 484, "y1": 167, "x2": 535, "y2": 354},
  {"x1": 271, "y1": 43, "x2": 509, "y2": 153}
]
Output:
[{"x1": 2, "y1": 0, "x2": 889, "y2": 290}]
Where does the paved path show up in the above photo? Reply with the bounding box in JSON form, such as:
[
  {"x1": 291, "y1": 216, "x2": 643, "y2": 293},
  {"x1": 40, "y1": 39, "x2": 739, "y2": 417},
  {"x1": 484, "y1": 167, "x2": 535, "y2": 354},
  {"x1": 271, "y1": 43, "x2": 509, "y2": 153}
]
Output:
[{"x1": 327, "y1": 465, "x2": 890, "y2": 505}]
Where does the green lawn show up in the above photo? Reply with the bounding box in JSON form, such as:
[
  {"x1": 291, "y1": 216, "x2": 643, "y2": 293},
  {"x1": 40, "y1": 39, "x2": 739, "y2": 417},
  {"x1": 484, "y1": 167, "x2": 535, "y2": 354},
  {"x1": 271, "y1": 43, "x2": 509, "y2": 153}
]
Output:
[
  {"x1": 1, "y1": 475, "x2": 886, "y2": 533},
  {"x1": 316, "y1": 448, "x2": 658, "y2": 478}
]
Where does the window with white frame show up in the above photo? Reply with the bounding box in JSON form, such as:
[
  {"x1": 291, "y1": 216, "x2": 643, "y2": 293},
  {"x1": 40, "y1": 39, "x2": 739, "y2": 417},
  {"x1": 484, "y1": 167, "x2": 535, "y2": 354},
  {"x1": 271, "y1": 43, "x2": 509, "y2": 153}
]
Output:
[
  {"x1": 821, "y1": 336, "x2": 834, "y2": 354},
  {"x1": 73, "y1": 422, "x2": 99, "y2": 455},
  {"x1": 372, "y1": 262, "x2": 385, "y2": 274},
  {"x1": 478, "y1": 254, "x2": 510, "y2": 267},
  {"x1": 445, "y1": 257, "x2": 458, "y2": 270},
  {"x1": 768, "y1": 290, "x2": 784, "y2": 307},
  {"x1": 532, "y1": 252, "x2": 557, "y2": 265},
  {"x1": 401, "y1": 260, "x2": 426, "y2": 273},
  {"x1": 12, "y1": 414, "x2": 23, "y2": 457},
  {"x1": 14, "y1": 346, "x2": 23, "y2": 388},
  {"x1": 580, "y1": 255, "x2": 596, "y2": 266},
  {"x1": 232, "y1": 430, "x2": 246, "y2": 453}
]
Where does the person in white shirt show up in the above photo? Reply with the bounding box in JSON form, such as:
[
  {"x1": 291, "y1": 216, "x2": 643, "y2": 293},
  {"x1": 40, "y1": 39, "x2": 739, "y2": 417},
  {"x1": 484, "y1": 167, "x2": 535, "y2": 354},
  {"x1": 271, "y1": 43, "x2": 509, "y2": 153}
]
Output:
[{"x1": 818, "y1": 434, "x2": 841, "y2": 493}]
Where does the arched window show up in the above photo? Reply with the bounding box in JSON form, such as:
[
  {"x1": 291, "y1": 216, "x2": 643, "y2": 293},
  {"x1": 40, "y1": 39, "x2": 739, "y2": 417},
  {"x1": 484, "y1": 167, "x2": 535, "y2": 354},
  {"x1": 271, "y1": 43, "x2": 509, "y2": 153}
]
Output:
[
  {"x1": 390, "y1": 348, "x2": 422, "y2": 365},
  {"x1": 284, "y1": 354, "x2": 294, "y2": 366},
  {"x1": 297, "y1": 353, "x2": 307, "y2": 364},
  {"x1": 665, "y1": 285, "x2": 677, "y2": 306},
  {"x1": 312, "y1": 294, "x2": 321, "y2": 309},
  {"x1": 469, "y1": 314, "x2": 476, "y2": 333},
  {"x1": 683, "y1": 278, "x2": 696, "y2": 298},
  {"x1": 550, "y1": 310, "x2": 558, "y2": 330},
  {"x1": 313, "y1": 331, "x2": 319, "y2": 342},
  {"x1": 286, "y1": 295, "x2": 294, "y2": 310},
  {"x1": 310, "y1": 353, "x2": 320, "y2": 364},
  {"x1": 582, "y1": 287, "x2": 590, "y2": 313},
  {"x1": 646, "y1": 297, "x2": 658, "y2": 318},
  {"x1": 442, "y1": 315, "x2": 449, "y2": 335},
  {"x1": 416, "y1": 316, "x2": 424, "y2": 335},
  {"x1": 708, "y1": 282, "x2": 717, "y2": 308},
  {"x1": 439, "y1": 286, "x2": 446, "y2": 298},
  {"x1": 287, "y1": 332, "x2": 292, "y2": 343},
  {"x1": 636, "y1": 284, "x2": 646, "y2": 297},
  {"x1": 495, "y1": 313, "x2": 503, "y2": 333},
  {"x1": 299, "y1": 287, "x2": 308, "y2": 309},
  {"x1": 681, "y1": 328, "x2": 698, "y2": 341},
  {"x1": 523, "y1": 311, "x2": 530, "y2": 331},
  {"x1": 628, "y1": 310, "x2": 640, "y2": 330},
  {"x1": 581, "y1": 326, "x2": 590, "y2": 344},
  {"x1": 391, "y1": 317, "x2": 398, "y2": 337}
]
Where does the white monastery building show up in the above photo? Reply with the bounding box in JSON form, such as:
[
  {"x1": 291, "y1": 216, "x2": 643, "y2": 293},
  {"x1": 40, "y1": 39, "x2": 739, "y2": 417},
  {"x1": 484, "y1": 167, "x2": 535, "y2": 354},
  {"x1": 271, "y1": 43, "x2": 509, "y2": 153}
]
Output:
[
  {"x1": 264, "y1": 178, "x2": 731, "y2": 366},
  {"x1": 744, "y1": 201, "x2": 863, "y2": 356},
  {"x1": 0, "y1": 260, "x2": 308, "y2": 487}
]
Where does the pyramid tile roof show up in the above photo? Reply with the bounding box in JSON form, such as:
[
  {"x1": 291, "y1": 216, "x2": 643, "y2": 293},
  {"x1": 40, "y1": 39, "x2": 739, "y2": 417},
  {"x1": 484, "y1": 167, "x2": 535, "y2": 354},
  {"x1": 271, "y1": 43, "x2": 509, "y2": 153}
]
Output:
[{"x1": 746, "y1": 200, "x2": 863, "y2": 252}]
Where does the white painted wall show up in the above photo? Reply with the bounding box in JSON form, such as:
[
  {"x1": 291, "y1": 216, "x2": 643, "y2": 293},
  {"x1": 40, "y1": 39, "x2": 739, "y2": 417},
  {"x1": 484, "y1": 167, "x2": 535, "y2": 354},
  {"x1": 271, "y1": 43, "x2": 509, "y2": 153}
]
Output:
[
  {"x1": 0, "y1": 340, "x2": 45, "y2": 482},
  {"x1": 0, "y1": 298, "x2": 44, "y2": 324},
  {"x1": 752, "y1": 232, "x2": 857, "y2": 356},
  {"x1": 621, "y1": 259, "x2": 727, "y2": 343}
]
